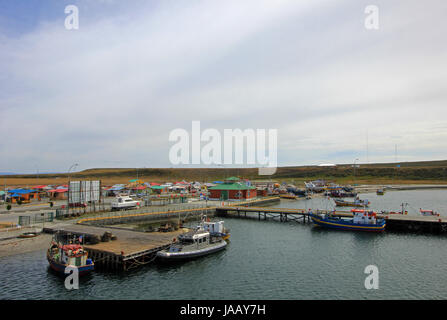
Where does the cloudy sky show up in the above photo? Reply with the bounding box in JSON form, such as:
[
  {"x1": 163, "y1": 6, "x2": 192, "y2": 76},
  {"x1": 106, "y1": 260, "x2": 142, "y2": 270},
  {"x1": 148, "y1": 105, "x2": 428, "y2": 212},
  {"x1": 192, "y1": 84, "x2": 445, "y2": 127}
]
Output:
[{"x1": 1, "y1": 0, "x2": 446, "y2": 173}]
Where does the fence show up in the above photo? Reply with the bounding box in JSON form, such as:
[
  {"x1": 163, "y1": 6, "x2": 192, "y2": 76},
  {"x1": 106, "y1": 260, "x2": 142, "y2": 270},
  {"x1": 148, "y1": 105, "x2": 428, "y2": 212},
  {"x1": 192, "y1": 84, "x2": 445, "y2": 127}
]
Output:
[
  {"x1": 77, "y1": 203, "x2": 213, "y2": 226},
  {"x1": 18, "y1": 212, "x2": 54, "y2": 226}
]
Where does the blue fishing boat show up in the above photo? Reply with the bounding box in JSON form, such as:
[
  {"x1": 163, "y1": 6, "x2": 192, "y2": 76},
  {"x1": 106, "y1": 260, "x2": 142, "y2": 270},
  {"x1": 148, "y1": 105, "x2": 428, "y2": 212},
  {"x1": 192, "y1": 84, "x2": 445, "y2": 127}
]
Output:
[{"x1": 309, "y1": 210, "x2": 386, "y2": 232}]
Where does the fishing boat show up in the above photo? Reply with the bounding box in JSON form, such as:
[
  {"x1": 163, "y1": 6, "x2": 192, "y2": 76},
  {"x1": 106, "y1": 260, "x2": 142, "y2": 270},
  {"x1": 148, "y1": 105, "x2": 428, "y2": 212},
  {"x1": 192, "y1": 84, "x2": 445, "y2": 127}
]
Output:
[
  {"x1": 280, "y1": 194, "x2": 298, "y2": 200},
  {"x1": 47, "y1": 236, "x2": 94, "y2": 276},
  {"x1": 309, "y1": 210, "x2": 386, "y2": 232},
  {"x1": 156, "y1": 218, "x2": 228, "y2": 261},
  {"x1": 304, "y1": 180, "x2": 326, "y2": 193},
  {"x1": 376, "y1": 188, "x2": 385, "y2": 195},
  {"x1": 420, "y1": 209, "x2": 440, "y2": 217},
  {"x1": 286, "y1": 186, "x2": 306, "y2": 197},
  {"x1": 328, "y1": 190, "x2": 358, "y2": 198},
  {"x1": 334, "y1": 198, "x2": 370, "y2": 207}
]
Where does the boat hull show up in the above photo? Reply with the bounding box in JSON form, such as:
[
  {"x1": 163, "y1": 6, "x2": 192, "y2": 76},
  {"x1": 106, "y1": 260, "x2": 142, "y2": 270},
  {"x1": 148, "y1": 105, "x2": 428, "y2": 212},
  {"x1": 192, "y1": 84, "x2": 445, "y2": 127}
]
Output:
[
  {"x1": 156, "y1": 241, "x2": 227, "y2": 261},
  {"x1": 47, "y1": 252, "x2": 94, "y2": 276},
  {"x1": 310, "y1": 214, "x2": 385, "y2": 232}
]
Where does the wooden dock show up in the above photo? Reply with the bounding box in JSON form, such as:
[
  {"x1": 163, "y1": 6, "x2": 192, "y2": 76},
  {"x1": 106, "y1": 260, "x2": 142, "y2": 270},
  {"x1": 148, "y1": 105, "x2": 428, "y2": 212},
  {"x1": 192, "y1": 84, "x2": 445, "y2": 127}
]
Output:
[
  {"x1": 43, "y1": 224, "x2": 187, "y2": 271},
  {"x1": 216, "y1": 206, "x2": 334, "y2": 223},
  {"x1": 216, "y1": 206, "x2": 447, "y2": 233}
]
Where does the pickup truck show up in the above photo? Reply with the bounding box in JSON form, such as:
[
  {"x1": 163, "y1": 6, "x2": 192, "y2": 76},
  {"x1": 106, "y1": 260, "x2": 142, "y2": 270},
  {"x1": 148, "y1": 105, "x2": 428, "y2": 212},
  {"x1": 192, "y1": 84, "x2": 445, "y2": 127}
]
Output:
[{"x1": 111, "y1": 196, "x2": 140, "y2": 211}]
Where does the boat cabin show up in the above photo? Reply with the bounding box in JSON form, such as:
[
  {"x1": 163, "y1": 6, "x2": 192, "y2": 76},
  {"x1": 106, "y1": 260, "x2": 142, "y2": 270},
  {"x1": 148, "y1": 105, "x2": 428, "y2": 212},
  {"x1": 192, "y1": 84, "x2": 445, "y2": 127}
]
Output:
[
  {"x1": 178, "y1": 230, "x2": 210, "y2": 246},
  {"x1": 353, "y1": 211, "x2": 377, "y2": 225},
  {"x1": 202, "y1": 221, "x2": 224, "y2": 235},
  {"x1": 50, "y1": 243, "x2": 88, "y2": 267}
]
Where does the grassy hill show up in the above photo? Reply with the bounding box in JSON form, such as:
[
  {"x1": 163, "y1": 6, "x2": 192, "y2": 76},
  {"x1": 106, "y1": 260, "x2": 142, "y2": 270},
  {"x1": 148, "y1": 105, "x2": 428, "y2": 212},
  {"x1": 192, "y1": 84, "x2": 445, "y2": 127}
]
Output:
[{"x1": 2, "y1": 160, "x2": 447, "y2": 186}]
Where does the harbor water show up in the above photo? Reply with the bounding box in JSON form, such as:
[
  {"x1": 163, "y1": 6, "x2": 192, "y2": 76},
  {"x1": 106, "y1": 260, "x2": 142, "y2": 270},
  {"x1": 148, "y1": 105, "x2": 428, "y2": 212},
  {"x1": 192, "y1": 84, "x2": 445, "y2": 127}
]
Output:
[{"x1": 1, "y1": 189, "x2": 447, "y2": 300}]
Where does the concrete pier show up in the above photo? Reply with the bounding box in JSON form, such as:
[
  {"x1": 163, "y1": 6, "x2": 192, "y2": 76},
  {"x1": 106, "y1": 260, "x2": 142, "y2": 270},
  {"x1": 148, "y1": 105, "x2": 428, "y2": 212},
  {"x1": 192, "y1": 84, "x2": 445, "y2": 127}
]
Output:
[{"x1": 43, "y1": 224, "x2": 187, "y2": 271}]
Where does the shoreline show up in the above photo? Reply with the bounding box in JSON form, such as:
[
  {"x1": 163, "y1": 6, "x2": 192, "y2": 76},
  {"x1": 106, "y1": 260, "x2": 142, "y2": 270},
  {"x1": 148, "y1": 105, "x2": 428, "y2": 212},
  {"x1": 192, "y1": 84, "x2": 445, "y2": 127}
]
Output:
[{"x1": 0, "y1": 233, "x2": 52, "y2": 258}]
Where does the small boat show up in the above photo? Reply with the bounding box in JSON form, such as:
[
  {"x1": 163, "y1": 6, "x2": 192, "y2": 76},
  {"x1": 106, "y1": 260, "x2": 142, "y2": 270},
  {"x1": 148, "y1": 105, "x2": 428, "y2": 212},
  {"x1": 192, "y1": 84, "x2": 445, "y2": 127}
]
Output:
[
  {"x1": 334, "y1": 198, "x2": 370, "y2": 207},
  {"x1": 18, "y1": 232, "x2": 39, "y2": 238},
  {"x1": 328, "y1": 190, "x2": 358, "y2": 198},
  {"x1": 286, "y1": 187, "x2": 306, "y2": 197},
  {"x1": 379, "y1": 203, "x2": 408, "y2": 215},
  {"x1": 309, "y1": 210, "x2": 385, "y2": 232},
  {"x1": 376, "y1": 189, "x2": 385, "y2": 195},
  {"x1": 47, "y1": 238, "x2": 94, "y2": 276},
  {"x1": 305, "y1": 181, "x2": 326, "y2": 193},
  {"x1": 420, "y1": 209, "x2": 440, "y2": 217},
  {"x1": 280, "y1": 194, "x2": 298, "y2": 200},
  {"x1": 156, "y1": 218, "x2": 228, "y2": 261},
  {"x1": 377, "y1": 210, "x2": 406, "y2": 215}
]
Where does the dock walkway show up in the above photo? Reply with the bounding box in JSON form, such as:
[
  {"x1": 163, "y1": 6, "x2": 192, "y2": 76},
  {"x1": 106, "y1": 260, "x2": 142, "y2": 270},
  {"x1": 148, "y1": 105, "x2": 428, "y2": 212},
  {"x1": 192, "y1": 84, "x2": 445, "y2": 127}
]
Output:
[{"x1": 216, "y1": 206, "x2": 447, "y2": 233}]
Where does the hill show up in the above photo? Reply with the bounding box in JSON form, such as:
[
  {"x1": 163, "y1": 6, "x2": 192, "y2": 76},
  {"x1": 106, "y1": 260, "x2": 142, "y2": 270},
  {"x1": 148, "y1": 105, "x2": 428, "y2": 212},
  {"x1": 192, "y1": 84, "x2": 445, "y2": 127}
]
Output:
[{"x1": 2, "y1": 160, "x2": 447, "y2": 186}]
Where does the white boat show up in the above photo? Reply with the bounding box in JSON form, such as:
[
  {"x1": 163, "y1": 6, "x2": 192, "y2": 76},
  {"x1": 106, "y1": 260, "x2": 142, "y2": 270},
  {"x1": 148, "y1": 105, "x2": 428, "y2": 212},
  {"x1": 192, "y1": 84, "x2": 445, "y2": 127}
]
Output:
[
  {"x1": 420, "y1": 209, "x2": 440, "y2": 216},
  {"x1": 111, "y1": 195, "x2": 140, "y2": 211},
  {"x1": 156, "y1": 218, "x2": 228, "y2": 261}
]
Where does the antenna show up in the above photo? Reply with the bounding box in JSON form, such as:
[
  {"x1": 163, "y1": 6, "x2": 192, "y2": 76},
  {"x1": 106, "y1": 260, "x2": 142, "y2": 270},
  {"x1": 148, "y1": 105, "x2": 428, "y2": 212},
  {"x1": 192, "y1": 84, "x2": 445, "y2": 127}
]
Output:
[{"x1": 366, "y1": 129, "x2": 369, "y2": 163}]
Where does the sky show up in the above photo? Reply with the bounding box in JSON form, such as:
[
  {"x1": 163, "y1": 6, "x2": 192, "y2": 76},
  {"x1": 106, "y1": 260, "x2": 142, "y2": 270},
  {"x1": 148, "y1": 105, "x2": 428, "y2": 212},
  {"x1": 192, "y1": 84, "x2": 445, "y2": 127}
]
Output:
[{"x1": 1, "y1": 0, "x2": 447, "y2": 173}]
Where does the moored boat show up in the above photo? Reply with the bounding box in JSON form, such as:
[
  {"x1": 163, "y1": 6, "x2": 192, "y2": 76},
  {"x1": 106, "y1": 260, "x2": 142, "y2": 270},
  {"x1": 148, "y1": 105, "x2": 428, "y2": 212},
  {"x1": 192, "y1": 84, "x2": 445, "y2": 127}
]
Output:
[
  {"x1": 18, "y1": 232, "x2": 39, "y2": 238},
  {"x1": 309, "y1": 210, "x2": 386, "y2": 232},
  {"x1": 328, "y1": 190, "x2": 358, "y2": 198},
  {"x1": 376, "y1": 188, "x2": 385, "y2": 195},
  {"x1": 420, "y1": 209, "x2": 440, "y2": 217},
  {"x1": 156, "y1": 218, "x2": 228, "y2": 261},
  {"x1": 280, "y1": 194, "x2": 298, "y2": 200},
  {"x1": 47, "y1": 237, "x2": 94, "y2": 276},
  {"x1": 334, "y1": 198, "x2": 370, "y2": 207}
]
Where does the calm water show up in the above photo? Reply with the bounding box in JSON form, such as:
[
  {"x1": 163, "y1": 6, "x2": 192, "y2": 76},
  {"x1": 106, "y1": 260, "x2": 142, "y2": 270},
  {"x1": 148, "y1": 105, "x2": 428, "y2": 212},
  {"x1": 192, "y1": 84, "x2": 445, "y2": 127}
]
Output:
[{"x1": 1, "y1": 190, "x2": 447, "y2": 300}]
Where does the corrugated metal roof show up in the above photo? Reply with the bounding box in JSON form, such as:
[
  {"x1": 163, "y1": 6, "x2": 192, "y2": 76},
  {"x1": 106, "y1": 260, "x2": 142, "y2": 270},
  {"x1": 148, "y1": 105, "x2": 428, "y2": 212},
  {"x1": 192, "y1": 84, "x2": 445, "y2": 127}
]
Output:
[
  {"x1": 150, "y1": 185, "x2": 165, "y2": 189},
  {"x1": 7, "y1": 189, "x2": 35, "y2": 194},
  {"x1": 208, "y1": 182, "x2": 256, "y2": 191}
]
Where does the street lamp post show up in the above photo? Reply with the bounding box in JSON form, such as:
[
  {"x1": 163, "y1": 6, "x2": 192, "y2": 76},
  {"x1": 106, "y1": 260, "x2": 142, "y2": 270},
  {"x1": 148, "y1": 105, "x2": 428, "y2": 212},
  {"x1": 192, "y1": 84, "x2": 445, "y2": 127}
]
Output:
[
  {"x1": 353, "y1": 158, "x2": 359, "y2": 185},
  {"x1": 67, "y1": 163, "x2": 79, "y2": 183}
]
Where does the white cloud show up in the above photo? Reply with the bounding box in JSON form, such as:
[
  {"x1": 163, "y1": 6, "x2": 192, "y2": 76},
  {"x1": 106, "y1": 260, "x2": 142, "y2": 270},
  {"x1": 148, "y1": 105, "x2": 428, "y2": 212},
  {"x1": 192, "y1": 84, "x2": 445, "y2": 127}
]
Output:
[{"x1": 1, "y1": 0, "x2": 447, "y2": 172}]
